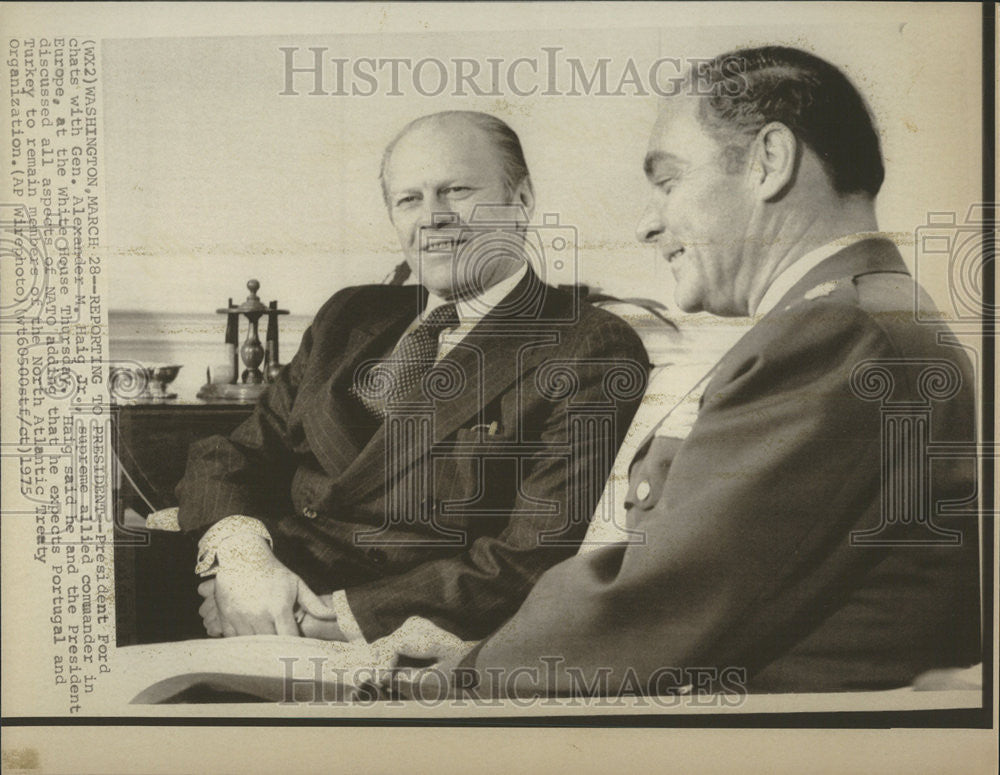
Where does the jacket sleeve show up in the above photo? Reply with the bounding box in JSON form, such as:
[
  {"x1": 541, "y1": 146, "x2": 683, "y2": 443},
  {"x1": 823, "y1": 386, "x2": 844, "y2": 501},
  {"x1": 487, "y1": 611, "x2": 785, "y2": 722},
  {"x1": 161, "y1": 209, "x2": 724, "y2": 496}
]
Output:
[
  {"x1": 174, "y1": 293, "x2": 339, "y2": 534},
  {"x1": 465, "y1": 302, "x2": 940, "y2": 695},
  {"x1": 343, "y1": 317, "x2": 650, "y2": 641}
]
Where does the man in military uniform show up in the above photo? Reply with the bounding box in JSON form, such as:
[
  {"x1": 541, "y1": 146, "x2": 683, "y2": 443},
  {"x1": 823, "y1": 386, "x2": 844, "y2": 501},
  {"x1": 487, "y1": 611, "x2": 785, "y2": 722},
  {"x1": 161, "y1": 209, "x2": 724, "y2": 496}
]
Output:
[{"x1": 437, "y1": 46, "x2": 981, "y2": 696}]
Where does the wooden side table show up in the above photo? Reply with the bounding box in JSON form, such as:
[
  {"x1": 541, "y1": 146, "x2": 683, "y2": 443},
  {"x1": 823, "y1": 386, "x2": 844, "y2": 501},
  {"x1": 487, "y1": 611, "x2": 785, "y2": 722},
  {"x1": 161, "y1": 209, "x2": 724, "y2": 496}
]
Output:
[{"x1": 112, "y1": 400, "x2": 255, "y2": 645}]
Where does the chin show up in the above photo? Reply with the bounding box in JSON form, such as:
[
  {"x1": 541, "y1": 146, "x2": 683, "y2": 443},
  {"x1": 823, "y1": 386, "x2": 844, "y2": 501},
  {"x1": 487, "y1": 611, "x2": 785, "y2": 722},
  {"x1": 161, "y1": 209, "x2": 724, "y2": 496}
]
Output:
[
  {"x1": 673, "y1": 286, "x2": 703, "y2": 314},
  {"x1": 422, "y1": 282, "x2": 459, "y2": 300},
  {"x1": 413, "y1": 265, "x2": 454, "y2": 295}
]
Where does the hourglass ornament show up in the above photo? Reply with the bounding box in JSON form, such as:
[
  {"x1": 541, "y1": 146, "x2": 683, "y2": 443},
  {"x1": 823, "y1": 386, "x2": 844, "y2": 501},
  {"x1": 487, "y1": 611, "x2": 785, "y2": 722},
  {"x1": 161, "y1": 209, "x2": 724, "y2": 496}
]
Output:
[{"x1": 197, "y1": 279, "x2": 289, "y2": 401}]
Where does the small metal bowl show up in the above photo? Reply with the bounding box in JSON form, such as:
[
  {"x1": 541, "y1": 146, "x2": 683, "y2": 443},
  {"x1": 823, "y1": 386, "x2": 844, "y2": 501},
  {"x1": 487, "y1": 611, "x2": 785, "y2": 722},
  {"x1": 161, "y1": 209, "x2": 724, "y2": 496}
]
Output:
[{"x1": 145, "y1": 363, "x2": 182, "y2": 399}]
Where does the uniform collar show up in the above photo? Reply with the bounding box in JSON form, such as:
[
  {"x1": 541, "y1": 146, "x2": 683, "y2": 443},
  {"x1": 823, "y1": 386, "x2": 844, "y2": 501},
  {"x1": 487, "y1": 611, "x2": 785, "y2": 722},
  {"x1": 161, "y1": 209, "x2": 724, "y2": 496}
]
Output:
[{"x1": 753, "y1": 232, "x2": 887, "y2": 318}]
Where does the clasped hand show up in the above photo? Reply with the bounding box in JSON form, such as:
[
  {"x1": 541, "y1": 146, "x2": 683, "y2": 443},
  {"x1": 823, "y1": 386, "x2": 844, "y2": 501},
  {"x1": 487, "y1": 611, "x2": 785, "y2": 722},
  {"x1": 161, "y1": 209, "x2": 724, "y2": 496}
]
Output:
[{"x1": 197, "y1": 535, "x2": 342, "y2": 639}]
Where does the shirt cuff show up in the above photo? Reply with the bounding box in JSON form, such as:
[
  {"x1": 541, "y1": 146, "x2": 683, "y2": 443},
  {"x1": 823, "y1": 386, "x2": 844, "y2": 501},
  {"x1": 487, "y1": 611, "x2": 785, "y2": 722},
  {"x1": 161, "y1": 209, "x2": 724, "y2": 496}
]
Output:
[
  {"x1": 371, "y1": 616, "x2": 480, "y2": 667},
  {"x1": 145, "y1": 507, "x2": 181, "y2": 531},
  {"x1": 195, "y1": 515, "x2": 273, "y2": 576},
  {"x1": 329, "y1": 590, "x2": 367, "y2": 644}
]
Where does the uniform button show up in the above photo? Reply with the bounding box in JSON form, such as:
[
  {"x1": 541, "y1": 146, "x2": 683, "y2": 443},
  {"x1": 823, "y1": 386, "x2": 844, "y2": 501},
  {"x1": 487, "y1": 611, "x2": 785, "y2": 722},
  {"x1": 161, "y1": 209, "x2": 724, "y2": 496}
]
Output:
[
  {"x1": 302, "y1": 507, "x2": 318, "y2": 519},
  {"x1": 635, "y1": 480, "x2": 651, "y2": 502}
]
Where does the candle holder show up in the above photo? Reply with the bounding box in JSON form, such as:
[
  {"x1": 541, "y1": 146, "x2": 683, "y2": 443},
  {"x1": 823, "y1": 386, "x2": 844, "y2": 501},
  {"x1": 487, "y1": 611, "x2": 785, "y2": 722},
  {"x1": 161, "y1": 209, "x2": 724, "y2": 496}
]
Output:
[{"x1": 198, "y1": 279, "x2": 288, "y2": 402}]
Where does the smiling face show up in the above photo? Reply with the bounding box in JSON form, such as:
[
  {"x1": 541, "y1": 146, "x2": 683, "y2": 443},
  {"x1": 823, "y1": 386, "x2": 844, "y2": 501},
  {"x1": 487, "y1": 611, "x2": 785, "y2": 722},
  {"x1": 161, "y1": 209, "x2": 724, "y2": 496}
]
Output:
[
  {"x1": 384, "y1": 116, "x2": 532, "y2": 300},
  {"x1": 636, "y1": 96, "x2": 758, "y2": 316}
]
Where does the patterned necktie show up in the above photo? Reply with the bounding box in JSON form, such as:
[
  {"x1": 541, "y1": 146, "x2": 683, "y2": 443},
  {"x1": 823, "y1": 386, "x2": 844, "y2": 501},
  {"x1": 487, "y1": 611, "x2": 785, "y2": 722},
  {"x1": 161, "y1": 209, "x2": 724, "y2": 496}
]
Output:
[{"x1": 351, "y1": 302, "x2": 460, "y2": 420}]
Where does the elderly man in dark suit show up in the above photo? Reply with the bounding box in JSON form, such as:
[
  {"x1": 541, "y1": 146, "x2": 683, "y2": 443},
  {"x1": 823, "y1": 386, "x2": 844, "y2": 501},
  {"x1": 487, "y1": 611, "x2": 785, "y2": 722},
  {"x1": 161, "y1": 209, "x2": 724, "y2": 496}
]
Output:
[
  {"x1": 179, "y1": 111, "x2": 648, "y2": 645},
  {"x1": 438, "y1": 47, "x2": 981, "y2": 697}
]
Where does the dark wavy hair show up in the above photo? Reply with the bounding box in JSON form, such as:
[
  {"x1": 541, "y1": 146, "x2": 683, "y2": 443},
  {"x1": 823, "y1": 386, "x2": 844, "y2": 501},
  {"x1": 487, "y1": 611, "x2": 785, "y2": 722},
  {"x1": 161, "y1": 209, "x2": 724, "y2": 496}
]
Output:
[{"x1": 690, "y1": 46, "x2": 884, "y2": 196}]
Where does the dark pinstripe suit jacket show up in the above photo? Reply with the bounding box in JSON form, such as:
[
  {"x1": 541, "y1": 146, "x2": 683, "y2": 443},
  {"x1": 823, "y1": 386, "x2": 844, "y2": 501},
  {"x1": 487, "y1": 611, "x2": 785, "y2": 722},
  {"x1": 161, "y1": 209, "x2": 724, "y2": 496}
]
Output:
[{"x1": 176, "y1": 270, "x2": 649, "y2": 640}]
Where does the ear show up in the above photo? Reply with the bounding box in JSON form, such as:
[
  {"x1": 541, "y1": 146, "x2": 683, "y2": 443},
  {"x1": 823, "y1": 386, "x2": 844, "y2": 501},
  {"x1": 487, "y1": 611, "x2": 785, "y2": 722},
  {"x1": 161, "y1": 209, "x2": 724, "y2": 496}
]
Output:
[
  {"x1": 512, "y1": 177, "x2": 536, "y2": 224},
  {"x1": 749, "y1": 122, "x2": 797, "y2": 201}
]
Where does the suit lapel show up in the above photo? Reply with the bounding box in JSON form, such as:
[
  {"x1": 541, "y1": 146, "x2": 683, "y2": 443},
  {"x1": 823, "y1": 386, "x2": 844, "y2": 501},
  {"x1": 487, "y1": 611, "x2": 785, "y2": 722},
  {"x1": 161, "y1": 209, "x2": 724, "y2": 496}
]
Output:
[
  {"x1": 339, "y1": 269, "x2": 550, "y2": 503},
  {"x1": 626, "y1": 240, "x2": 908, "y2": 502},
  {"x1": 703, "y1": 237, "x2": 910, "y2": 404},
  {"x1": 302, "y1": 286, "x2": 425, "y2": 480},
  {"x1": 430, "y1": 268, "x2": 550, "y2": 444}
]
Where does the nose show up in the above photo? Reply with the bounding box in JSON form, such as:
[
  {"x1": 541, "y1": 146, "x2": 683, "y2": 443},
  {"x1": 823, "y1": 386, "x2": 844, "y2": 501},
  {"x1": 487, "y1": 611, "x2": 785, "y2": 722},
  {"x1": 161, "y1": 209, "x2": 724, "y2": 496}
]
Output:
[
  {"x1": 418, "y1": 194, "x2": 459, "y2": 230},
  {"x1": 635, "y1": 202, "x2": 664, "y2": 244}
]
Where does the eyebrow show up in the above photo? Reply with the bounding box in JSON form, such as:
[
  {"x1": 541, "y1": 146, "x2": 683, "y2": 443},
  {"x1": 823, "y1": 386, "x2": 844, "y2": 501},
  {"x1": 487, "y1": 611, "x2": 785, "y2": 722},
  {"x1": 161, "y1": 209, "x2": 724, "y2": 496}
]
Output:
[
  {"x1": 643, "y1": 150, "x2": 685, "y2": 178},
  {"x1": 388, "y1": 179, "x2": 470, "y2": 199}
]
